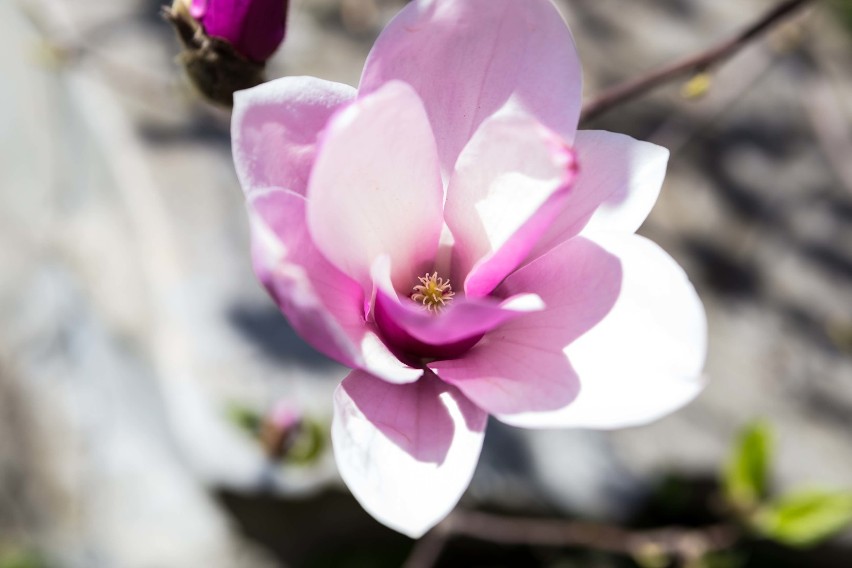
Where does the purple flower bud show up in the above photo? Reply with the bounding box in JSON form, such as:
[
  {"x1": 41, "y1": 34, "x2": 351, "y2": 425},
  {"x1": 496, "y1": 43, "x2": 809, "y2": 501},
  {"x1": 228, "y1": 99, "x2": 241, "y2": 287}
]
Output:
[
  {"x1": 164, "y1": 0, "x2": 288, "y2": 105},
  {"x1": 190, "y1": 0, "x2": 288, "y2": 63}
]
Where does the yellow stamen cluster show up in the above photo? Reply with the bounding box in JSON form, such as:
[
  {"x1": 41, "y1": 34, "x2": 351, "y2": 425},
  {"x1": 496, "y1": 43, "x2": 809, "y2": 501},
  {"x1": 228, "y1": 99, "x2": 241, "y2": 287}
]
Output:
[{"x1": 411, "y1": 272, "x2": 455, "y2": 313}]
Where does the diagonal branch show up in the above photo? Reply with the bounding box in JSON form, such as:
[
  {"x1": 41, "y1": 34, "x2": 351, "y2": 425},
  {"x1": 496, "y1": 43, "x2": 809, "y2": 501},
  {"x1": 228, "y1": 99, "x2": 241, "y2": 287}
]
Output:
[{"x1": 581, "y1": 0, "x2": 815, "y2": 122}]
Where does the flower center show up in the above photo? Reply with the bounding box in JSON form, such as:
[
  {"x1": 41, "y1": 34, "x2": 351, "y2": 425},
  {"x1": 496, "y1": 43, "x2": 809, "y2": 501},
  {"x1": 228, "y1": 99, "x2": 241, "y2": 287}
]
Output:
[{"x1": 410, "y1": 272, "x2": 455, "y2": 312}]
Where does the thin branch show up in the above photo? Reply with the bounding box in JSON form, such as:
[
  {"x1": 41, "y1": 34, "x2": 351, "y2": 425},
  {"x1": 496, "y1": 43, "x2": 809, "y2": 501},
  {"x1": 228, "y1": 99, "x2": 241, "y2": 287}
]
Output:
[
  {"x1": 800, "y1": 59, "x2": 852, "y2": 196},
  {"x1": 19, "y1": 0, "x2": 177, "y2": 109},
  {"x1": 403, "y1": 510, "x2": 741, "y2": 568},
  {"x1": 402, "y1": 517, "x2": 454, "y2": 568},
  {"x1": 581, "y1": 0, "x2": 814, "y2": 121}
]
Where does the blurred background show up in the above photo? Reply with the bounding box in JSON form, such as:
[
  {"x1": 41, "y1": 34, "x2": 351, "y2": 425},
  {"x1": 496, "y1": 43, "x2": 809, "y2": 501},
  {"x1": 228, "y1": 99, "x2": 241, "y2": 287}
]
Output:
[{"x1": 2, "y1": 0, "x2": 852, "y2": 566}]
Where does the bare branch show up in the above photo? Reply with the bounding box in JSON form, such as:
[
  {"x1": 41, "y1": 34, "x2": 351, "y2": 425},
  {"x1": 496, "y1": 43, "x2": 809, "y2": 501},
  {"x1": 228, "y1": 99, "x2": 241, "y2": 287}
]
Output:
[
  {"x1": 404, "y1": 510, "x2": 741, "y2": 568},
  {"x1": 581, "y1": 0, "x2": 814, "y2": 122}
]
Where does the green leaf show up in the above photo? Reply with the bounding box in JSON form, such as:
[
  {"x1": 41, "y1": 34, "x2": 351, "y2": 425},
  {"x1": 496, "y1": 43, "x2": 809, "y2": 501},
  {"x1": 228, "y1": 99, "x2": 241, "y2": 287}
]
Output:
[
  {"x1": 830, "y1": 0, "x2": 852, "y2": 34},
  {"x1": 722, "y1": 421, "x2": 773, "y2": 511},
  {"x1": 755, "y1": 489, "x2": 852, "y2": 548},
  {"x1": 226, "y1": 403, "x2": 262, "y2": 436},
  {"x1": 0, "y1": 546, "x2": 44, "y2": 568}
]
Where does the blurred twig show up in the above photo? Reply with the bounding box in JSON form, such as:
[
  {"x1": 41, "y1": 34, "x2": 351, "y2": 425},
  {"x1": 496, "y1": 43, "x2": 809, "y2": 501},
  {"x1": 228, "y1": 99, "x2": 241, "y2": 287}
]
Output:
[
  {"x1": 404, "y1": 510, "x2": 740, "y2": 568},
  {"x1": 581, "y1": 0, "x2": 814, "y2": 121},
  {"x1": 402, "y1": 517, "x2": 454, "y2": 568},
  {"x1": 801, "y1": 61, "x2": 852, "y2": 196},
  {"x1": 19, "y1": 0, "x2": 177, "y2": 109}
]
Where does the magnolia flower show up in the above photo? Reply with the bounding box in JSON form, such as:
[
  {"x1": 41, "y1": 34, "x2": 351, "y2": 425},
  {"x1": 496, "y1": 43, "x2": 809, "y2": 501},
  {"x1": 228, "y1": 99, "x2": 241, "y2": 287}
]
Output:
[{"x1": 231, "y1": 0, "x2": 707, "y2": 537}]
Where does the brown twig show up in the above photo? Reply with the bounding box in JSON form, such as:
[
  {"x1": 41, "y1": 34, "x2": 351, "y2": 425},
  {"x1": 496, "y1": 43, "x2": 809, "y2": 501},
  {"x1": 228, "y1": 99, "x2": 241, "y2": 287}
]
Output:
[
  {"x1": 402, "y1": 517, "x2": 454, "y2": 568},
  {"x1": 581, "y1": 0, "x2": 814, "y2": 122},
  {"x1": 404, "y1": 510, "x2": 741, "y2": 568},
  {"x1": 800, "y1": 58, "x2": 852, "y2": 196}
]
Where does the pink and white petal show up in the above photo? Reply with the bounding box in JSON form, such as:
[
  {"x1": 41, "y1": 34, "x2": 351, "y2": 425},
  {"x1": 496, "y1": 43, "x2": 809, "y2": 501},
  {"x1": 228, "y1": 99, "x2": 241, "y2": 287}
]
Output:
[
  {"x1": 250, "y1": 188, "x2": 364, "y2": 366},
  {"x1": 581, "y1": 135, "x2": 669, "y2": 235},
  {"x1": 360, "y1": 0, "x2": 582, "y2": 175},
  {"x1": 358, "y1": 331, "x2": 423, "y2": 384},
  {"x1": 429, "y1": 340, "x2": 581, "y2": 426},
  {"x1": 306, "y1": 81, "x2": 443, "y2": 291},
  {"x1": 371, "y1": 257, "x2": 542, "y2": 352},
  {"x1": 498, "y1": 233, "x2": 706, "y2": 429},
  {"x1": 429, "y1": 237, "x2": 621, "y2": 424},
  {"x1": 333, "y1": 370, "x2": 487, "y2": 538},
  {"x1": 375, "y1": 291, "x2": 543, "y2": 360},
  {"x1": 557, "y1": 233, "x2": 706, "y2": 428},
  {"x1": 528, "y1": 131, "x2": 669, "y2": 261},
  {"x1": 232, "y1": 77, "x2": 356, "y2": 196},
  {"x1": 251, "y1": 189, "x2": 420, "y2": 384},
  {"x1": 445, "y1": 111, "x2": 577, "y2": 298},
  {"x1": 376, "y1": 288, "x2": 543, "y2": 348}
]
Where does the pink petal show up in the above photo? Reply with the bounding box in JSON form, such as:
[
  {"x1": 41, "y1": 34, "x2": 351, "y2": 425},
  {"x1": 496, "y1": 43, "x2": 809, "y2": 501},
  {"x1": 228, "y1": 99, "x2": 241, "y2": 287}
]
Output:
[
  {"x1": 250, "y1": 189, "x2": 421, "y2": 384},
  {"x1": 369, "y1": 256, "x2": 542, "y2": 360},
  {"x1": 444, "y1": 110, "x2": 577, "y2": 298},
  {"x1": 429, "y1": 343, "x2": 581, "y2": 422},
  {"x1": 306, "y1": 81, "x2": 443, "y2": 292},
  {"x1": 332, "y1": 370, "x2": 487, "y2": 537},
  {"x1": 495, "y1": 233, "x2": 706, "y2": 429},
  {"x1": 527, "y1": 130, "x2": 670, "y2": 262},
  {"x1": 232, "y1": 77, "x2": 355, "y2": 196},
  {"x1": 374, "y1": 285, "x2": 543, "y2": 360},
  {"x1": 360, "y1": 0, "x2": 582, "y2": 175},
  {"x1": 428, "y1": 237, "x2": 622, "y2": 423}
]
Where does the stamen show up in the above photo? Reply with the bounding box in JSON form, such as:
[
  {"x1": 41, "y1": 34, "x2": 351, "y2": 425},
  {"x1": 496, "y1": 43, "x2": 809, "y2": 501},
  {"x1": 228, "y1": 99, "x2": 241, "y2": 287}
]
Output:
[{"x1": 411, "y1": 272, "x2": 455, "y2": 313}]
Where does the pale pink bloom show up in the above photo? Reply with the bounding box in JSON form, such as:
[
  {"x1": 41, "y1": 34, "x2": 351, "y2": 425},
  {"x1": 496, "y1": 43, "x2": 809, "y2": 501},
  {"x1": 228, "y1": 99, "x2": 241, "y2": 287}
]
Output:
[{"x1": 232, "y1": 0, "x2": 706, "y2": 537}]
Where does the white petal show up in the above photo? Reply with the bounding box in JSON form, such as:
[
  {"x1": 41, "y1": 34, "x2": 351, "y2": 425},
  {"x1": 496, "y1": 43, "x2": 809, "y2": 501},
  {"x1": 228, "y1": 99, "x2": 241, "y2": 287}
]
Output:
[
  {"x1": 332, "y1": 370, "x2": 487, "y2": 537},
  {"x1": 552, "y1": 233, "x2": 706, "y2": 428},
  {"x1": 529, "y1": 131, "x2": 669, "y2": 260},
  {"x1": 581, "y1": 133, "x2": 669, "y2": 234}
]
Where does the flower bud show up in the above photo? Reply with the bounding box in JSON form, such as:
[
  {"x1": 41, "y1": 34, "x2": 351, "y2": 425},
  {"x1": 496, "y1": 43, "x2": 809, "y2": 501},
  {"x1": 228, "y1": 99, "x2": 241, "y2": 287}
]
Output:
[
  {"x1": 163, "y1": 0, "x2": 288, "y2": 107},
  {"x1": 260, "y1": 401, "x2": 303, "y2": 460},
  {"x1": 190, "y1": 0, "x2": 288, "y2": 63}
]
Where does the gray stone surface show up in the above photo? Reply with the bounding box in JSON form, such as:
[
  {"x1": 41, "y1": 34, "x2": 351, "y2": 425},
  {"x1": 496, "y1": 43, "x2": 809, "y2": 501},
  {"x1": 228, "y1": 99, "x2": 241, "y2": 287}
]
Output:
[{"x1": 2, "y1": 0, "x2": 852, "y2": 565}]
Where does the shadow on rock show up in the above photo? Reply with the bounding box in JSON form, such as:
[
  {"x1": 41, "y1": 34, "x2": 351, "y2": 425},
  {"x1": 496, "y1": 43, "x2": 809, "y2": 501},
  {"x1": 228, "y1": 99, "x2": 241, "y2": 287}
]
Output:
[{"x1": 228, "y1": 304, "x2": 346, "y2": 372}]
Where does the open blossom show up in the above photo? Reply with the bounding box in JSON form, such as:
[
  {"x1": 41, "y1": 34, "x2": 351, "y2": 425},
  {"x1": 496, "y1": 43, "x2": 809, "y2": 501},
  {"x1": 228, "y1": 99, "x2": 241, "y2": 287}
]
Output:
[{"x1": 231, "y1": 0, "x2": 707, "y2": 538}]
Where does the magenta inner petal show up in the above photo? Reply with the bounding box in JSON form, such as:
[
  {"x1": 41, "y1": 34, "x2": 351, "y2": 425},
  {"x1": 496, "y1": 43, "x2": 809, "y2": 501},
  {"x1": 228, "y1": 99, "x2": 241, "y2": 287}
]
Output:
[
  {"x1": 373, "y1": 286, "x2": 535, "y2": 360},
  {"x1": 195, "y1": 0, "x2": 287, "y2": 62}
]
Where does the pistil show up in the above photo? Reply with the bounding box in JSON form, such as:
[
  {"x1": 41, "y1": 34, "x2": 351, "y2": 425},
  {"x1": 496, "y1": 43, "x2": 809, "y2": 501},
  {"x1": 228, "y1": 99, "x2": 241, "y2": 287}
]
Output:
[{"x1": 411, "y1": 272, "x2": 455, "y2": 312}]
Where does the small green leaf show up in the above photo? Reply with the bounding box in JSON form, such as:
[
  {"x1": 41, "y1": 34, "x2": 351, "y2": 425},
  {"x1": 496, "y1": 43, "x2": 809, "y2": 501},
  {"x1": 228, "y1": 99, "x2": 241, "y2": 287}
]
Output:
[
  {"x1": 0, "y1": 546, "x2": 44, "y2": 568},
  {"x1": 755, "y1": 489, "x2": 852, "y2": 547},
  {"x1": 723, "y1": 421, "x2": 773, "y2": 511},
  {"x1": 226, "y1": 403, "x2": 262, "y2": 436}
]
